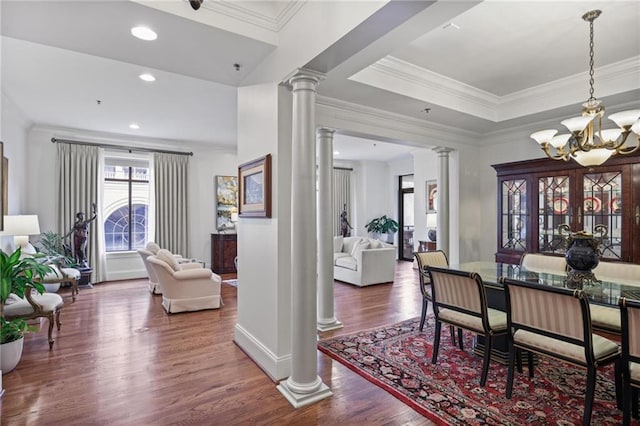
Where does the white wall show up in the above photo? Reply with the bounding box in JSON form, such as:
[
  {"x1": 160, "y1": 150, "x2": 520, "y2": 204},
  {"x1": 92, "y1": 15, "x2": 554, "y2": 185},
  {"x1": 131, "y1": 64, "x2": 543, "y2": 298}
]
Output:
[
  {"x1": 412, "y1": 149, "x2": 438, "y2": 252},
  {"x1": 235, "y1": 82, "x2": 293, "y2": 381},
  {"x1": 0, "y1": 93, "x2": 31, "y2": 252},
  {"x1": 23, "y1": 125, "x2": 236, "y2": 280}
]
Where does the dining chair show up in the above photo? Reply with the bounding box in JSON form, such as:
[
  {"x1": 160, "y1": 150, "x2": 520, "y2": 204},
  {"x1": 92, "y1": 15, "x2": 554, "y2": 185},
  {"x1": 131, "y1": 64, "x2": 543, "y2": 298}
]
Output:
[
  {"x1": 413, "y1": 250, "x2": 449, "y2": 332},
  {"x1": 501, "y1": 277, "x2": 621, "y2": 426},
  {"x1": 427, "y1": 266, "x2": 508, "y2": 387},
  {"x1": 619, "y1": 297, "x2": 640, "y2": 425},
  {"x1": 519, "y1": 252, "x2": 567, "y2": 274}
]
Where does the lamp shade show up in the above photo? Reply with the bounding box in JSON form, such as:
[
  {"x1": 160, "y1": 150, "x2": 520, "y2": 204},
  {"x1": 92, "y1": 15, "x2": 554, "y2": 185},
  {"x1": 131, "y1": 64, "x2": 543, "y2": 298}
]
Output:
[{"x1": 2, "y1": 215, "x2": 41, "y2": 236}]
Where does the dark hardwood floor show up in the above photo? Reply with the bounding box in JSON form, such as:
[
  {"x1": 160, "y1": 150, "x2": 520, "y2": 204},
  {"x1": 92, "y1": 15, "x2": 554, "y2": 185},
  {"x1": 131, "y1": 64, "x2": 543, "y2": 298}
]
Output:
[{"x1": 1, "y1": 261, "x2": 435, "y2": 425}]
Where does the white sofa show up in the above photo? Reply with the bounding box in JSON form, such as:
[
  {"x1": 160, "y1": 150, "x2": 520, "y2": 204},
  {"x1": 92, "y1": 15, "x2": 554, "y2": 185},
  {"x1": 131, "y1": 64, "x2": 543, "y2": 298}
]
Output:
[{"x1": 333, "y1": 236, "x2": 396, "y2": 286}]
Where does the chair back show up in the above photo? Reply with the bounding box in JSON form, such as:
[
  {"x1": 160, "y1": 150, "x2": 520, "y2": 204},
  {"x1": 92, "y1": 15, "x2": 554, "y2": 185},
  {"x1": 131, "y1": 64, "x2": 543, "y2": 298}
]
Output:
[
  {"x1": 137, "y1": 249, "x2": 158, "y2": 281},
  {"x1": 501, "y1": 278, "x2": 593, "y2": 361},
  {"x1": 428, "y1": 266, "x2": 488, "y2": 327},
  {"x1": 594, "y1": 261, "x2": 640, "y2": 283},
  {"x1": 520, "y1": 252, "x2": 567, "y2": 274},
  {"x1": 620, "y1": 297, "x2": 640, "y2": 368},
  {"x1": 414, "y1": 251, "x2": 448, "y2": 298}
]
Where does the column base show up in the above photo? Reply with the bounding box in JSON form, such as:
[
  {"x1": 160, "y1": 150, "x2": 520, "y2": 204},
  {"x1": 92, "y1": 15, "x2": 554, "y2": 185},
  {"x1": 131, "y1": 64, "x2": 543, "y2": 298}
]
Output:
[
  {"x1": 317, "y1": 319, "x2": 343, "y2": 332},
  {"x1": 277, "y1": 377, "x2": 332, "y2": 408}
]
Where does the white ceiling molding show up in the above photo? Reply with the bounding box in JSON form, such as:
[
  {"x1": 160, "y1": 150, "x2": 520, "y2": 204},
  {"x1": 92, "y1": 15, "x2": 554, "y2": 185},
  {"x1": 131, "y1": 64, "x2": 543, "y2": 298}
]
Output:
[
  {"x1": 351, "y1": 55, "x2": 640, "y2": 124},
  {"x1": 316, "y1": 96, "x2": 478, "y2": 148},
  {"x1": 201, "y1": 0, "x2": 304, "y2": 33},
  {"x1": 350, "y1": 56, "x2": 500, "y2": 122},
  {"x1": 499, "y1": 56, "x2": 640, "y2": 121}
]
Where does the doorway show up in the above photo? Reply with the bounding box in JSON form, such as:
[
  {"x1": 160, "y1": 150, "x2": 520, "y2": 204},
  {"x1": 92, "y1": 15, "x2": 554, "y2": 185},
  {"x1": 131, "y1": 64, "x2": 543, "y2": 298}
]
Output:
[{"x1": 398, "y1": 175, "x2": 414, "y2": 261}]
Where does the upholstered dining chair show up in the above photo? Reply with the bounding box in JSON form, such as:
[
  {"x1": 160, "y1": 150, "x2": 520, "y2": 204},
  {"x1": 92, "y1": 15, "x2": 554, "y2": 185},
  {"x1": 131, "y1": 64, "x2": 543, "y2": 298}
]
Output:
[
  {"x1": 427, "y1": 266, "x2": 508, "y2": 387},
  {"x1": 414, "y1": 250, "x2": 449, "y2": 332},
  {"x1": 501, "y1": 277, "x2": 621, "y2": 426},
  {"x1": 620, "y1": 297, "x2": 640, "y2": 425},
  {"x1": 3, "y1": 288, "x2": 64, "y2": 350},
  {"x1": 519, "y1": 252, "x2": 567, "y2": 274}
]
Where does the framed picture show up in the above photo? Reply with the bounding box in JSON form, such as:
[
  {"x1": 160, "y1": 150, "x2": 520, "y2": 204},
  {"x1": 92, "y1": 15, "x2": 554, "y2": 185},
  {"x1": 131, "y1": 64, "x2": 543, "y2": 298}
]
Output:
[
  {"x1": 238, "y1": 154, "x2": 272, "y2": 218},
  {"x1": 426, "y1": 180, "x2": 437, "y2": 213},
  {"x1": 216, "y1": 176, "x2": 238, "y2": 231}
]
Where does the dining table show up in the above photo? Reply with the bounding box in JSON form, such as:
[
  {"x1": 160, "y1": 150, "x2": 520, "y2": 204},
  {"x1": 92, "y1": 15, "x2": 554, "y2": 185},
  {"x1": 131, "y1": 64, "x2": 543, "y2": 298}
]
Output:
[{"x1": 449, "y1": 261, "x2": 640, "y2": 362}]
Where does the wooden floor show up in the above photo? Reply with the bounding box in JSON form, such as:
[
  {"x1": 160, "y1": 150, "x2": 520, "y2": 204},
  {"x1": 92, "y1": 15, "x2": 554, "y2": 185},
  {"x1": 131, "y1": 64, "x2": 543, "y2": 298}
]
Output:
[{"x1": 1, "y1": 261, "x2": 436, "y2": 425}]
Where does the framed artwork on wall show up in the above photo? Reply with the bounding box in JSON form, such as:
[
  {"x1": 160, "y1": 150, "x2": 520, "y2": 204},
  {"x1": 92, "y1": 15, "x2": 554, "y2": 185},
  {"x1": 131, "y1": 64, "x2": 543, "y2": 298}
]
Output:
[
  {"x1": 238, "y1": 154, "x2": 272, "y2": 218},
  {"x1": 216, "y1": 175, "x2": 238, "y2": 232},
  {"x1": 426, "y1": 180, "x2": 437, "y2": 213}
]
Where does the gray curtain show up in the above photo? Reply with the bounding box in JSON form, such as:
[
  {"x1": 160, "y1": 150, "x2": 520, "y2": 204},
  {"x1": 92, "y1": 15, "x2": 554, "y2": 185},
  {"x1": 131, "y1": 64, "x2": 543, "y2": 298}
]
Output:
[
  {"x1": 57, "y1": 143, "x2": 106, "y2": 283},
  {"x1": 333, "y1": 168, "x2": 352, "y2": 236},
  {"x1": 154, "y1": 152, "x2": 189, "y2": 256}
]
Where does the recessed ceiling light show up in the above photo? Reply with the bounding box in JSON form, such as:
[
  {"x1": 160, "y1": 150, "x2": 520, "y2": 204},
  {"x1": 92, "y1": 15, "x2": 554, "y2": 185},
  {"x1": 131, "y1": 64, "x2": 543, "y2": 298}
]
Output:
[
  {"x1": 442, "y1": 22, "x2": 460, "y2": 30},
  {"x1": 333, "y1": 151, "x2": 340, "y2": 155},
  {"x1": 131, "y1": 26, "x2": 157, "y2": 41},
  {"x1": 139, "y1": 73, "x2": 156, "y2": 82},
  {"x1": 129, "y1": 123, "x2": 140, "y2": 130}
]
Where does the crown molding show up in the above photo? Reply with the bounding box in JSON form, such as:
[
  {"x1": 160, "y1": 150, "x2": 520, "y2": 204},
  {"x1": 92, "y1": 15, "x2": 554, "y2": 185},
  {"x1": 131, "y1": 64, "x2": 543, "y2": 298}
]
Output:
[
  {"x1": 201, "y1": 0, "x2": 304, "y2": 33},
  {"x1": 316, "y1": 96, "x2": 478, "y2": 147},
  {"x1": 350, "y1": 56, "x2": 500, "y2": 121},
  {"x1": 351, "y1": 55, "x2": 640, "y2": 124}
]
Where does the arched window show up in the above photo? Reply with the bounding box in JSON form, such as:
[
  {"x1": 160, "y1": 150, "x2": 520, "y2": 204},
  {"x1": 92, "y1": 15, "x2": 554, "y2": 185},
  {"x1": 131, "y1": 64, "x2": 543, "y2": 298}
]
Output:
[{"x1": 104, "y1": 204, "x2": 148, "y2": 252}]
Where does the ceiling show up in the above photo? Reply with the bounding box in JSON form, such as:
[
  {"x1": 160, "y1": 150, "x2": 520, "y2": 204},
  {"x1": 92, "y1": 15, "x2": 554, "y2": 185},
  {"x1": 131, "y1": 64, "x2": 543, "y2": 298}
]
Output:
[{"x1": 2, "y1": 1, "x2": 639, "y2": 161}]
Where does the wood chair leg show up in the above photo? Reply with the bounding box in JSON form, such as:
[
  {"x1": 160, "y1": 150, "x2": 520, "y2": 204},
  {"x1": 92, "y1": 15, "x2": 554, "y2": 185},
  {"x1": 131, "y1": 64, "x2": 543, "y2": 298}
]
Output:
[
  {"x1": 622, "y1": 374, "x2": 631, "y2": 426},
  {"x1": 582, "y1": 367, "x2": 597, "y2": 426},
  {"x1": 55, "y1": 309, "x2": 62, "y2": 330},
  {"x1": 47, "y1": 314, "x2": 55, "y2": 351},
  {"x1": 431, "y1": 321, "x2": 442, "y2": 364},
  {"x1": 480, "y1": 334, "x2": 492, "y2": 387},
  {"x1": 506, "y1": 344, "x2": 516, "y2": 398},
  {"x1": 419, "y1": 299, "x2": 428, "y2": 331},
  {"x1": 527, "y1": 352, "x2": 535, "y2": 378},
  {"x1": 457, "y1": 328, "x2": 464, "y2": 350}
]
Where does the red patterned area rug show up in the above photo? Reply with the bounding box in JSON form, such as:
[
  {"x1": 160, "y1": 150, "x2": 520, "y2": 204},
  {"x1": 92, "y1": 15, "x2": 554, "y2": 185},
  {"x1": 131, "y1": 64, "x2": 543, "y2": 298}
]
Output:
[{"x1": 318, "y1": 317, "x2": 629, "y2": 425}]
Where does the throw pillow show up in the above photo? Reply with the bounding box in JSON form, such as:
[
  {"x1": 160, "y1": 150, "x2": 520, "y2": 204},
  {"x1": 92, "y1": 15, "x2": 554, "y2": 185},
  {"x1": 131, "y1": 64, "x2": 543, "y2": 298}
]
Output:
[
  {"x1": 157, "y1": 249, "x2": 181, "y2": 271},
  {"x1": 350, "y1": 239, "x2": 370, "y2": 257},
  {"x1": 146, "y1": 242, "x2": 161, "y2": 254},
  {"x1": 333, "y1": 236, "x2": 344, "y2": 253}
]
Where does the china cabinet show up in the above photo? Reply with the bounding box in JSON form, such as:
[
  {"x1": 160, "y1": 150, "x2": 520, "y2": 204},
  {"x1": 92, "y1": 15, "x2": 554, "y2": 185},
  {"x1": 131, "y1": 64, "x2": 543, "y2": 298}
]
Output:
[
  {"x1": 493, "y1": 154, "x2": 640, "y2": 265},
  {"x1": 211, "y1": 233, "x2": 237, "y2": 274}
]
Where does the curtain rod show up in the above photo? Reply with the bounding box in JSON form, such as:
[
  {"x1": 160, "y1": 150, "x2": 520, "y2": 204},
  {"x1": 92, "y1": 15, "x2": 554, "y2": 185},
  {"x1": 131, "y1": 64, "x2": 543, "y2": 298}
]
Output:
[{"x1": 50, "y1": 137, "x2": 193, "y2": 156}]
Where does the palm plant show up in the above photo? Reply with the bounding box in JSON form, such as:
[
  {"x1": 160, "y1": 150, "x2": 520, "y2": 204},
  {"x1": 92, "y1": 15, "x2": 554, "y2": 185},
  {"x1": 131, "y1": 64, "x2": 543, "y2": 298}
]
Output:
[
  {"x1": 36, "y1": 230, "x2": 77, "y2": 267},
  {"x1": 1, "y1": 247, "x2": 52, "y2": 344}
]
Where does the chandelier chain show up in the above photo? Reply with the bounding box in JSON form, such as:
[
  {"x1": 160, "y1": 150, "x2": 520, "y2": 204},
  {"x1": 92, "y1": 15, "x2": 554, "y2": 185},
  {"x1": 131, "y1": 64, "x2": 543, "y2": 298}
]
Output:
[{"x1": 588, "y1": 17, "x2": 595, "y2": 102}]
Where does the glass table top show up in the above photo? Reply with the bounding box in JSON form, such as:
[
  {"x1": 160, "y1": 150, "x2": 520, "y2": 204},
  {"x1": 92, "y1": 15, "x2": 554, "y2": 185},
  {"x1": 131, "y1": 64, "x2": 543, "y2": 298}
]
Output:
[{"x1": 447, "y1": 261, "x2": 640, "y2": 307}]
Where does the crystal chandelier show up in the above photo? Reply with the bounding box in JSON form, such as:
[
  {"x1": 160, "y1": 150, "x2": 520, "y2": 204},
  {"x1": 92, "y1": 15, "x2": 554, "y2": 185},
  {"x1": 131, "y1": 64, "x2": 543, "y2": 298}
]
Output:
[{"x1": 530, "y1": 10, "x2": 640, "y2": 167}]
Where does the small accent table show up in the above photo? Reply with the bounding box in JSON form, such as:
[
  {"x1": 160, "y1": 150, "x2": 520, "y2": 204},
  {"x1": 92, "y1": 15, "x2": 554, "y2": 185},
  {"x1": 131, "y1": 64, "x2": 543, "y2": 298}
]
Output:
[{"x1": 418, "y1": 240, "x2": 436, "y2": 252}]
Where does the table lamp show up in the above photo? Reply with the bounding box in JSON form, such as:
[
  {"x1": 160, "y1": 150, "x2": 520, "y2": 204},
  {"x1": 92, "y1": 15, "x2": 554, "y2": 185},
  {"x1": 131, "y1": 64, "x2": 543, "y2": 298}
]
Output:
[{"x1": 2, "y1": 215, "x2": 41, "y2": 254}]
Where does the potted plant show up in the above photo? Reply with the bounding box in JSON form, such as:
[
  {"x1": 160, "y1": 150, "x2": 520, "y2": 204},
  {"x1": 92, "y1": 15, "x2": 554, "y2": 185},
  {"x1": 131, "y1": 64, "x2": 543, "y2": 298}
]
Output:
[
  {"x1": 365, "y1": 215, "x2": 399, "y2": 243},
  {"x1": 35, "y1": 231, "x2": 77, "y2": 292},
  {"x1": 1, "y1": 247, "x2": 52, "y2": 373}
]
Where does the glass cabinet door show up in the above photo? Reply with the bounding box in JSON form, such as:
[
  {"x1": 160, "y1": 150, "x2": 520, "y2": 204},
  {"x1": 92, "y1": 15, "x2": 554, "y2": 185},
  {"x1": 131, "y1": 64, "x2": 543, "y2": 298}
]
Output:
[
  {"x1": 538, "y1": 175, "x2": 571, "y2": 255},
  {"x1": 500, "y1": 179, "x2": 528, "y2": 252},
  {"x1": 582, "y1": 171, "x2": 623, "y2": 260}
]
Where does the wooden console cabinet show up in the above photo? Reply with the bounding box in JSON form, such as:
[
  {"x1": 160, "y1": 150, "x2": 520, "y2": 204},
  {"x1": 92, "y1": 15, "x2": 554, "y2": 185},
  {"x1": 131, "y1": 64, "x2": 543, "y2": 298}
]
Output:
[
  {"x1": 493, "y1": 153, "x2": 640, "y2": 265},
  {"x1": 211, "y1": 233, "x2": 237, "y2": 274}
]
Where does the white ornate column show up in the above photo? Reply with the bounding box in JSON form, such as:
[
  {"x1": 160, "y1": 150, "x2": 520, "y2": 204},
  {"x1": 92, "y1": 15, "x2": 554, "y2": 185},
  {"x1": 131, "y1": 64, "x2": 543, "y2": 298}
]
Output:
[
  {"x1": 316, "y1": 128, "x2": 342, "y2": 332},
  {"x1": 435, "y1": 147, "x2": 452, "y2": 257},
  {"x1": 277, "y1": 69, "x2": 332, "y2": 408}
]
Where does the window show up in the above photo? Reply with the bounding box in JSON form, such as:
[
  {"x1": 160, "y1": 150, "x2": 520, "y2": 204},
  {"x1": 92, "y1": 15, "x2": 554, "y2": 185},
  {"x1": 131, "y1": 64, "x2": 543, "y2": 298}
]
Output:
[{"x1": 103, "y1": 156, "x2": 150, "y2": 252}]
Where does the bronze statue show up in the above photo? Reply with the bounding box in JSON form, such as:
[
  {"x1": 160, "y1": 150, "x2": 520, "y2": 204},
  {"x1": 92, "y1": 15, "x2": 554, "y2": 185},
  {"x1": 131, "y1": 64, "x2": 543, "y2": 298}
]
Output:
[
  {"x1": 65, "y1": 203, "x2": 97, "y2": 267},
  {"x1": 340, "y1": 204, "x2": 353, "y2": 238}
]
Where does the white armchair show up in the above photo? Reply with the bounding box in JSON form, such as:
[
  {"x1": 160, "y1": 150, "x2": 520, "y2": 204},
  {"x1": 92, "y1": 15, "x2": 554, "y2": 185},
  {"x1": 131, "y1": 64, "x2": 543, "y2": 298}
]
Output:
[
  {"x1": 137, "y1": 248, "x2": 160, "y2": 294},
  {"x1": 333, "y1": 236, "x2": 396, "y2": 286},
  {"x1": 147, "y1": 249, "x2": 222, "y2": 313}
]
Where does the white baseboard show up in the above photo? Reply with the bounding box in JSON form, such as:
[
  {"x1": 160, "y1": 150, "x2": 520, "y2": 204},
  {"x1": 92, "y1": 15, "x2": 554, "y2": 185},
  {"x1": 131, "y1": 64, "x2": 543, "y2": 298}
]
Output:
[{"x1": 234, "y1": 324, "x2": 291, "y2": 381}]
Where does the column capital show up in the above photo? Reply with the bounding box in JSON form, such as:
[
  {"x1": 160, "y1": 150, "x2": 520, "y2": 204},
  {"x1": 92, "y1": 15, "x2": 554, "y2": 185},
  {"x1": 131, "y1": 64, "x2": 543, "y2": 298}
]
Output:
[
  {"x1": 433, "y1": 146, "x2": 454, "y2": 156},
  {"x1": 316, "y1": 127, "x2": 336, "y2": 137},
  {"x1": 284, "y1": 68, "x2": 326, "y2": 90}
]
